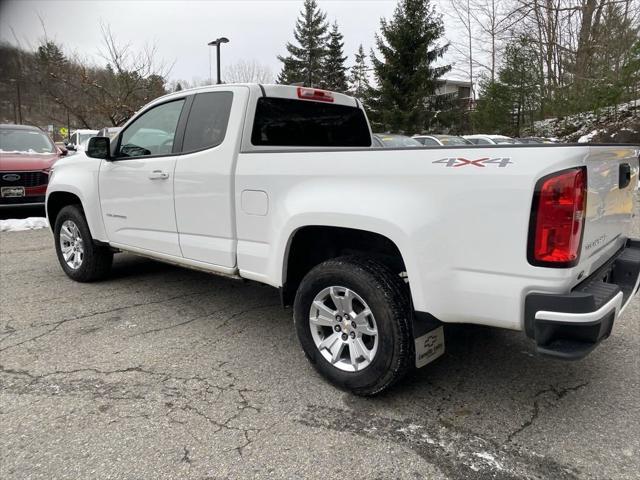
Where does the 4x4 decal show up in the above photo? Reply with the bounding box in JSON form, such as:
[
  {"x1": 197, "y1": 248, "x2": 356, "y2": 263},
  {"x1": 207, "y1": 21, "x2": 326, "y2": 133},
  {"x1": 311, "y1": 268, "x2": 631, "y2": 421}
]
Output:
[{"x1": 432, "y1": 157, "x2": 513, "y2": 168}]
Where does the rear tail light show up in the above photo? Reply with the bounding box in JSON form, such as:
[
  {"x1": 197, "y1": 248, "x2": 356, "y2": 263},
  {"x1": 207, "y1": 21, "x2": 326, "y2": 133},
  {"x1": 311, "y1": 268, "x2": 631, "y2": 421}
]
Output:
[
  {"x1": 297, "y1": 87, "x2": 334, "y2": 102},
  {"x1": 528, "y1": 167, "x2": 587, "y2": 267}
]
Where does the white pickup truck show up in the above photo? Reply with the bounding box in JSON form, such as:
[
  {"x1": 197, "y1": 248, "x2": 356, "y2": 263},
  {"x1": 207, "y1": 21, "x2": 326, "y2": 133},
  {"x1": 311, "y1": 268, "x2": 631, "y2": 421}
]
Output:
[{"x1": 46, "y1": 84, "x2": 640, "y2": 395}]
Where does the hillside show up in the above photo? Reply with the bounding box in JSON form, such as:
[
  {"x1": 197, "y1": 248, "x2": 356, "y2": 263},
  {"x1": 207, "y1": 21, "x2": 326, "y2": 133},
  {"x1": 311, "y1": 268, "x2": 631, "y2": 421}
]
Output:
[{"x1": 528, "y1": 100, "x2": 640, "y2": 143}]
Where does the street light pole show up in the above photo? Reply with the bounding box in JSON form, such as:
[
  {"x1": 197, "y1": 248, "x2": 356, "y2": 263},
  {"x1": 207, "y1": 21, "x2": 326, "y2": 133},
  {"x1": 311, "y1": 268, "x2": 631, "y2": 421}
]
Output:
[
  {"x1": 209, "y1": 48, "x2": 212, "y2": 85},
  {"x1": 207, "y1": 37, "x2": 229, "y2": 85},
  {"x1": 216, "y1": 42, "x2": 222, "y2": 85}
]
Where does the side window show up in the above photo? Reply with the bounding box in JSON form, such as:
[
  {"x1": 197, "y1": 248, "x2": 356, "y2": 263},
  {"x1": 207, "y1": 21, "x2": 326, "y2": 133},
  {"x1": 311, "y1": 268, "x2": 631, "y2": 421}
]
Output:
[
  {"x1": 182, "y1": 91, "x2": 233, "y2": 152},
  {"x1": 70, "y1": 133, "x2": 77, "y2": 145},
  {"x1": 422, "y1": 138, "x2": 439, "y2": 146},
  {"x1": 118, "y1": 99, "x2": 185, "y2": 158}
]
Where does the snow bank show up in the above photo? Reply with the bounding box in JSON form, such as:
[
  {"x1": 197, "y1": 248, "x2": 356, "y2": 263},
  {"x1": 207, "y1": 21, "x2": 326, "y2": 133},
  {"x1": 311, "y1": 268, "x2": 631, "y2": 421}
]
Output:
[
  {"x1": 0, "y1": 217, "x2": 49, "y2": 232},
  {"x1": 578, "y1": 130, "x2": 599, "y2": 143},
  {"x1": 530, "y1": 99, "x2": 640, "y2": 143}
]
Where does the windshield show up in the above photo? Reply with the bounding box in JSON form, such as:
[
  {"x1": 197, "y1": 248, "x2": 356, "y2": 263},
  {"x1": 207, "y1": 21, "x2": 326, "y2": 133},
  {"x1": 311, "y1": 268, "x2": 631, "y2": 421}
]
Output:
[
  {"x1": 376, "y1": 135, "x2": 422, "y2": 147},
  {"x1": 0, "y1": 129, "x2": 56, "y2": 154},
  {"x1": 78, "y1": 133, "x2": 96, "y2": 145}
]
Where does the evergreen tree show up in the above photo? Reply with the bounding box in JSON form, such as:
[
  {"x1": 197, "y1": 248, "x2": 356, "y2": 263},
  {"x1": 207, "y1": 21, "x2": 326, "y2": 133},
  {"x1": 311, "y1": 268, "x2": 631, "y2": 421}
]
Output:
[
  {"x1": 473, "y1": 36, "x2": 541, "y2": 136},
  {"x1": 322, "y1": 21, "x2": 348, "y2": 91},
  {"x1": 472, "y1": 77, "x2": 513, "y2": 134},
  {"x1": 277, "y1": 0, "x2": 329, "y2": 87},
  {"x1": 349, "y1": 44, "x2": 370, "y2": 100},
  {"x1": 368, "y1": 0, "x2": 450, "y2": 133},
  {"x1": 498, "y1": 36, "x2": 541, "y2": 135}
]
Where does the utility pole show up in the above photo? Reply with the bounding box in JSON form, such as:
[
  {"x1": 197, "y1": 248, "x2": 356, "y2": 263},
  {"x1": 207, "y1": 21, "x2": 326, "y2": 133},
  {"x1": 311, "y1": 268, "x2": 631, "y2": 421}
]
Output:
[
  {"x1": 9, "y1": 79, "x2": 22, "y2": 124},
  {"x1": 208, "y1": 37, "x2": 229, "y2": 85}
]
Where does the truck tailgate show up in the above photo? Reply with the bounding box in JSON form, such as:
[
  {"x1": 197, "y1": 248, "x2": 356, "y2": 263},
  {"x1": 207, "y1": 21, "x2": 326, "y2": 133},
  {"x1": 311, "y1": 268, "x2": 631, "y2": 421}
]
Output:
[{"x1": 581, "y1": 146, "x2": 639, "y2": 265}]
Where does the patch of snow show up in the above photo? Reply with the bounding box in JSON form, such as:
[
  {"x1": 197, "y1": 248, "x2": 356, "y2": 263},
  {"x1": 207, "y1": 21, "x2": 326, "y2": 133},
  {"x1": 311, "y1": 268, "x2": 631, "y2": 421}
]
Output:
[
  {"x1": 0, "y1": 217, "x2": 49, "y2": 232},
  {"x1": 578, "y1": 130, "x2": 599, "y2": 143},
  {"x1": 473, "y1": 451, "x2": 505, "y2": 471}
]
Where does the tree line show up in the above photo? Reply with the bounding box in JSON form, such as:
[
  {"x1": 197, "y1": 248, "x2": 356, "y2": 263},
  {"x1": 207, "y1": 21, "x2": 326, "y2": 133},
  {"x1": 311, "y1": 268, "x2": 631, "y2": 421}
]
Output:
[
  {"x1": 0, "y1": 25, "x2": 169, "y2": 137},
  {"x1": 277, "y1": 0, "x2": 639, "y2": 136},
  {"x1": 1, "y1": 0, "x2": 637, "y2": 138},
  {"x1": 276, "y1": 0, "x2": 455, "y2": 134},
  {"x1": 449, "y1": 0, "x2": 640, "y2": 136}
]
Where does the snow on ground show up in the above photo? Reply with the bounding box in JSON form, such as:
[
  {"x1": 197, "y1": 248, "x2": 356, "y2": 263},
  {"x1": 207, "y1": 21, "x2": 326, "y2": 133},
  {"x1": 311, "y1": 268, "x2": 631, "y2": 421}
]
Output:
[
  {"x1": 529, "y1": 99, "x2": 640, "y2": 143},
  {"x1": 578, "y1": 129, "x2": 600, "y2": 143},
  {"x1": 0, "y1": 217, "x2": 49, "y2": 232}
]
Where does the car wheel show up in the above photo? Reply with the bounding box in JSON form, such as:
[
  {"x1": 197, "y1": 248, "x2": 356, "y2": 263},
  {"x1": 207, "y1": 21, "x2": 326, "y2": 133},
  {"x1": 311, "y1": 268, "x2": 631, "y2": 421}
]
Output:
[
  {"x1": 294, "y1": 256, "x2": 413, "y2": 396},
  {"x1": 54, "y1": 205, "x2": 113, "y2": 282}
]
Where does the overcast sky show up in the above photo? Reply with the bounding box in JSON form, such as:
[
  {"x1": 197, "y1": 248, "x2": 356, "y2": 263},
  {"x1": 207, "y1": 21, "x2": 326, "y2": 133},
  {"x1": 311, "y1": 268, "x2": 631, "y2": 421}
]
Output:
[{"x1": 0, "y1": 0, "x2": 463, "y2": 83}]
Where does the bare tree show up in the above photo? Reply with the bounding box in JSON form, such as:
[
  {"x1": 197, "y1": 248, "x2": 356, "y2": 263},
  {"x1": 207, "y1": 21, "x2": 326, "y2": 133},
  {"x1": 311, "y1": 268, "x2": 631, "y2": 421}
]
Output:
[
  {"x1": 448, "y1": 0, "x2": 475, "y2": 100},
  {"x1": 92, "y1": 23, "x2": 174, "y2": 125},
  {"x1": 224, "y1": 60, "x2": 274, "y2": 84}
]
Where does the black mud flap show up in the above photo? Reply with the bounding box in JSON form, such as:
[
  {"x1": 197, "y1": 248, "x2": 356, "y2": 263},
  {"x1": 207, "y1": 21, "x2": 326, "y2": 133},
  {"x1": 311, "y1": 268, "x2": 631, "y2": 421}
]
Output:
[{"x1": 412, "y1": 312, "x2": 445, "y2": 368}]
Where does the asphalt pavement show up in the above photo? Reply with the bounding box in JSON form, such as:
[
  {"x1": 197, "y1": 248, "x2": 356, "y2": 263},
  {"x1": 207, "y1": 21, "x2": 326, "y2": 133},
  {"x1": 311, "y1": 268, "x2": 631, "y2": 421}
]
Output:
[{"x1": 1, "y1": 201, "x2": 638, "y2": 479}]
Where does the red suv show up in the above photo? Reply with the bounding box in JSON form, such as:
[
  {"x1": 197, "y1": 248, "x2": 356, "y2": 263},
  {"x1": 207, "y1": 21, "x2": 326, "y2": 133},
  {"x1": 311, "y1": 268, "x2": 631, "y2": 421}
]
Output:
[{"x1": 0, "y1": 124, "x2": 67, "y2": 207}]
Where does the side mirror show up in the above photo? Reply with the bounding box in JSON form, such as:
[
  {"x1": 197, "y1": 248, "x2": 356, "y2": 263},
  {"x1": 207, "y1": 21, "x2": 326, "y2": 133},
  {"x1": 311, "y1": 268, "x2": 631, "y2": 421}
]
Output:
[
  {"x1": 66, "y1": 143, "x2": 77, "y2": 151},
  {"x1": 59, "y1": 147, "x2": 68, "y2": 157},
  {"x1": 87, "y1": 136, "x2": 111, "y2": 159}
]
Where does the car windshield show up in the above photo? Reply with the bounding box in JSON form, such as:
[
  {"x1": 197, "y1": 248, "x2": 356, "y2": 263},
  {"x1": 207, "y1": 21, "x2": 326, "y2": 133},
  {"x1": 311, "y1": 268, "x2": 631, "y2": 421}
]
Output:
[
  {"x1": 376, "y1": 135, "x2": 422, "y2": 147},
  {"x1": 437, "y1": 136, "x2": 472, "y2": 146},
  {"x1": 0, "y1": 129, "x2": 56, "y2": 154},
  {"x1": 78, "y1": 133, "x2": 96, "y2": 145}
]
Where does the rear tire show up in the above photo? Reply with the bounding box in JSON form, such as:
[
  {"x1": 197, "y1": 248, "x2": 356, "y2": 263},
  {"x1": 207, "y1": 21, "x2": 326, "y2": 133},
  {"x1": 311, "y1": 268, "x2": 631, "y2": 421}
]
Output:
[
  {"x1": 294, "y1": 256, "x2": 413, "y2": 396},
  {"x1": 54, "y1": 205, "x2": 113, "y2": 282}
]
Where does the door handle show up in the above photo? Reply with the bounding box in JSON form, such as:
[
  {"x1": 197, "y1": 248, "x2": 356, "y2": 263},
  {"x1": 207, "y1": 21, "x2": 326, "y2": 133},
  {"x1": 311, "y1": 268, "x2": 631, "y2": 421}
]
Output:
[
  {"x1": 148, "y1": 170, "x2": 169, "y2": 180},
  {"x1": 619, "y1": 163, "x2": 631, "y2": 189}
]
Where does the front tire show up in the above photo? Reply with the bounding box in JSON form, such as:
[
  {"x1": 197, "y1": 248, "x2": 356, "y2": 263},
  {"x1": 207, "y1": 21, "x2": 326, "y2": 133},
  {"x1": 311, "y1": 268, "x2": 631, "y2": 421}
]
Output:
[
  {"x1": 54, "y1": 205, "x2": 113, "y2": 282},
  {"x1": 294, "y1": 256, "x2": 413, "y2": 396}
]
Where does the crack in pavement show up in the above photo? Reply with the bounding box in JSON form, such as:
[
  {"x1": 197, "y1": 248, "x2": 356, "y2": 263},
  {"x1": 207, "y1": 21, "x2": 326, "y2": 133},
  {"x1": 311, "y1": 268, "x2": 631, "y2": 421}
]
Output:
[
  {"x1": 1, "y1": 362, "x2": 270, "y2": 457},
  {"x1": 506, "y1": 382, "x2": 589, "y2": 443},
  {"x1": 299, "y1": 404, "x2": 582, "y2": 480},
  {"x1": 0, "y1": 290, "x2": 213, "y2": 353},
  {"x1": 129, "y1": 302, "x2": 278, "y2": 338}
]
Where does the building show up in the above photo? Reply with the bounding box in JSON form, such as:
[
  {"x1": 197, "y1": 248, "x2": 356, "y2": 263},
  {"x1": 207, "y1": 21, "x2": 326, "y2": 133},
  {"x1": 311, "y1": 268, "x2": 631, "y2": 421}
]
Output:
[{"x1": 433, "y1": 79, "x2": 474, "y2": 110}]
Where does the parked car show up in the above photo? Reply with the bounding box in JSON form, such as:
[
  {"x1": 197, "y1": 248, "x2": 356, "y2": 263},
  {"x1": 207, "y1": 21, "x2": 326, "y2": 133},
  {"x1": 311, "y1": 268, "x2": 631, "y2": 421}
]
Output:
[
  {"x1": 373, "y1": 134, "x2": 422, "y2": 148},
  {"x1": 46, "y1": 84, "x2": 640, "y2": 395},
  {"x1": 0, "y1": 124, "x2": 67, "y2": 206},
  {"x1": 413, "y1": 134, "x2": 473, "y2": 146},
  {"x1": 54, "y1": 142, "x2": 69, "y2": 155},
  {"x1": 66, "y1": 129, "x2": 98, "y2": 153},
  {"x1": 97, "y1": 127, "x2": 122, "y2": 140},
  {"x1": 518, "y1": 137, "x2": 556, "y2": 144},
  {"x1": 463, "y1": 134, "x2": 521, "y2": 145}
]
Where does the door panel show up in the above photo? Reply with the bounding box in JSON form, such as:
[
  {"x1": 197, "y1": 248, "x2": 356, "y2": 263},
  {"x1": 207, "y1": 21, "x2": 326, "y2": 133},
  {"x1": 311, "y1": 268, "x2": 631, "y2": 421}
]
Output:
[
  {"x1": 99, "y1": 98, "x2": 186, "y2": 257},
  {"x1": 99, "y1": 156, "x2": 180, "y2": 256},
  {"x1": 174, "y1": 87, "x2": 248, "y2": 267}
]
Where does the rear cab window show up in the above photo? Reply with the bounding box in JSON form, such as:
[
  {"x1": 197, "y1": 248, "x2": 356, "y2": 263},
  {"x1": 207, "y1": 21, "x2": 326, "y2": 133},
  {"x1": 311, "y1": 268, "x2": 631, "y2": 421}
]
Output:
[
  {"x1": 182, "y1": 91, "x2": 233, "y2": 152},
  {"x1": 251, "y1": 97, "x2": 371, "y2": 147}
]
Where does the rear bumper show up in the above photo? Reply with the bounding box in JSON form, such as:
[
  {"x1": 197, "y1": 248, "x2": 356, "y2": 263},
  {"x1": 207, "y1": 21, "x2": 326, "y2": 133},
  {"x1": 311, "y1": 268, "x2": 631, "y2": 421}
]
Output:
[{"x1": 525, "y1": 238, "x2": 640, "y2": 360}]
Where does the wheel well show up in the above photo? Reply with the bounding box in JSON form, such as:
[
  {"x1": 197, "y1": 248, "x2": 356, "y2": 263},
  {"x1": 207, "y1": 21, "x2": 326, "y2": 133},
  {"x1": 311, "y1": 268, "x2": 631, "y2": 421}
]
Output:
[
  {"x1": 47, "y1": 192, "x2": 82, "y2": 227},
  {"x1": 281, "y1": 226, "x2": 407, "y2": 306}
]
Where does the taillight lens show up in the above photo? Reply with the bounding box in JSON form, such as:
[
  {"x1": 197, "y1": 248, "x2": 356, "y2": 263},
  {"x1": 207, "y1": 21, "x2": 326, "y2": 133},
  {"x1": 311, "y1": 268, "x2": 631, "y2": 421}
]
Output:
[
  {"x1": 297, "y1": 87, "x2": 334, "y2": 102},
  {"x1": 528, "y1": 167, "x2": 587, "y2": 267}
]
